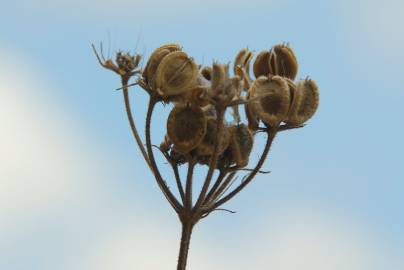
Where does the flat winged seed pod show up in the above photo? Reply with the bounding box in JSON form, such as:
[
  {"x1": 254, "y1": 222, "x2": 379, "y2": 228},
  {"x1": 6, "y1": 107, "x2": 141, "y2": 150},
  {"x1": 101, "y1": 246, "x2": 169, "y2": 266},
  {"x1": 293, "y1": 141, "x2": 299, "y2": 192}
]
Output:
[
  {"x1": 253, "y1": 50, "x2": 271, "y2": 78},
  {"x1": 167, "y1": 104, "x2": 207, "y2": 154},
  {"x1": 286, "y1": 78, "x2": 319, "y2": 126},
  {"x1": 229, "y1": 124, "x2": 254, "y2": 167},
  {"x1": 195, "y1": 119, "x2": 231, "y2": 156},
  {"x1": 269, "y1": 44, "x2": 298, "y2": 80},
  {"x1": 249, "y1": 76, "x2": 290, "y2": 127},
  {"x1": 155, "y1": 51, "x2": 198, "y2": 98},
  {"x1": 144, "y1": 43, "x2": 181, "y2": 85},
  {"x1": 234, "y1": 48, "x2": 253, "y2": 76}
]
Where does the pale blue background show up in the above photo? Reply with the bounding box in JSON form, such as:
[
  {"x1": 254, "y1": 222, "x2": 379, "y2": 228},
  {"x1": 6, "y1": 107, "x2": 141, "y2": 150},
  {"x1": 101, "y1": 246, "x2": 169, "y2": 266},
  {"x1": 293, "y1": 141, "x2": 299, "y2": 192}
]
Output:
[{"x1": 1, "y1": 0, "x2": 403, "y2": 269}]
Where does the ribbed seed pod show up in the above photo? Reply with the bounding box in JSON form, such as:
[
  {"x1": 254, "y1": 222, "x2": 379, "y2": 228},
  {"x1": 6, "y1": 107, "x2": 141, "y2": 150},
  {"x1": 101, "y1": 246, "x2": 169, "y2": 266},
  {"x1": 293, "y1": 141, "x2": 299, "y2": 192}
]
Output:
[
  {"x1": 286, "y1": 78, "x2": 319, "y2": 126},
  {"x1": 234, "y1": 48, "x2": 253, "y2": 77},
  {"x1": 155, "y1": 51, "x2": 198, "y2": 98},
  {"x1": 253, "y1": 50, "x2": 271, "y2": 78},
  {"x1": 249, "y1": 76, "x2": 290, "y2": 127},
  {"x1": 229, "y1": 124, "x2": 254, "y2": 167},
  {"x1": 167, "y1": 104, "x2": 207, "y2": 154},
  {"x1": 143, "y1": 43, "x2": 181, "y2": 85},
  {"x1": 284, "y1": 78, "x2": 298, "y2": 110},
  {"x1": 195, "y1": 119, "x2": 231, "y2": 156},
  {"x1": 269, "y1": 44, "x2": 298, "y2": 80}
]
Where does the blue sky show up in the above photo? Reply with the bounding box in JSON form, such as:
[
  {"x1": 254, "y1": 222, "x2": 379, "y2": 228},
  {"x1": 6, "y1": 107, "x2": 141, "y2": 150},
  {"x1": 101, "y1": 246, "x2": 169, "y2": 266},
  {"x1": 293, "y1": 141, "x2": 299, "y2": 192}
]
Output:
[{"x1": 1, "y1": 0, "x2": 404, "y2": 269}]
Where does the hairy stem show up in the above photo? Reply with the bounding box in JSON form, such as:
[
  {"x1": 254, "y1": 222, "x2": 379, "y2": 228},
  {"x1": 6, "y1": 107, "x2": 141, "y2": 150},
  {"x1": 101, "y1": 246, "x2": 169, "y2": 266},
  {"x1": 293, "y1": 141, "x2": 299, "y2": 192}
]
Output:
[{"x1": 121, "y1": 77, "x2": 151, "y2": 169}]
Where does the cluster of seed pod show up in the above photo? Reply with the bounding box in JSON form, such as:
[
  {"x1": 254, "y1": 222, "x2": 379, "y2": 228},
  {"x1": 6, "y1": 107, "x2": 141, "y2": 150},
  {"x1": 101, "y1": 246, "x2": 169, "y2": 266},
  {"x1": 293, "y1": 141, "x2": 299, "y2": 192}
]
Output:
[{"x1": 143, "y1": 43, "x2": 319, "y2": 168}]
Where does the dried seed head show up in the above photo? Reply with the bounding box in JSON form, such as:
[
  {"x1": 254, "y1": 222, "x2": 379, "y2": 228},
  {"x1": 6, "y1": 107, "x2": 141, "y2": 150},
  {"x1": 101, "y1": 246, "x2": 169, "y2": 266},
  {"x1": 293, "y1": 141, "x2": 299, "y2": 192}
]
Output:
[
  {"x1": 253, "y1": 50, "x2": 271, "y2": 78},
  {"x1": 229, "y1": 124, "x2": 254, "y2": 167},
  {"x1": 209, "y1": 63, "x2": 240, "y2": 105},
  {"x1": 269, "y1": 44, "x2": 298, "y2": 80},
  {"x1": 286, "y1": 78, "x2": 319, "y2": 126},
  {"x1": 116, "y1": 52, "x2": 141, "y2": 74},
  {"x1": 167, "y1": 104, "x2": 207, "y2": 154},
  {"x1": 249, "y1": 76, "x2": 290, "y2": 127},
  {"x1": 195, "y1": 119, "x2": 231, "y2": 156},
  {"x1": 143, "y1": 43, "x2": 181, "y2": 85},
  {"x1": 155, "y1": 51, "x2": 198, "y2": 98}
]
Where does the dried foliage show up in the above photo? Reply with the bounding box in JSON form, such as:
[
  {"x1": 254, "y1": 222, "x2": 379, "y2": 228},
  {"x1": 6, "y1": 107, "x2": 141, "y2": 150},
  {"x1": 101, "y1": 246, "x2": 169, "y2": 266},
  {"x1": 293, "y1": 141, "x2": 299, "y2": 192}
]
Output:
[{"x1": 93, "y1": 42, "x2": 319, "y2": 270}]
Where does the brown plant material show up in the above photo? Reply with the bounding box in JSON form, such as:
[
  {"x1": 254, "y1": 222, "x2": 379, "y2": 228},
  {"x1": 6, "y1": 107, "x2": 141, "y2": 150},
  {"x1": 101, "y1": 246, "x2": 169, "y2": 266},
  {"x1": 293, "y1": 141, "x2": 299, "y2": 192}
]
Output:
[
  {"x1": 248, "y1": 75, "x2": 291, "y2": 128},
  {"x1": 167, "y1": 104, "x2": 207, "y2": 154},
  {"x1": 93, "y1": 42, "x2": 319, "y2": 270}
]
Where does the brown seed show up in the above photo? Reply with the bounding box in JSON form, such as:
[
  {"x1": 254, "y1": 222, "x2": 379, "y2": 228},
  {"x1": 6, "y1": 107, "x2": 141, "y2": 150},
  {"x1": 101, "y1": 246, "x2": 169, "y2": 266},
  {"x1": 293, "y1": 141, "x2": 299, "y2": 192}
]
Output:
[
  {"x1": 234, "y1": 48, "x2": 254, "y2": 77},
  {"x1": 155, "y1": 51, "x2": 198, "y2": 97},
  {"x1": 143, "y1": 43, "x2": 181, "y2": 85},
  {"x1": 167, "y1": 104, "x2": 207, "y2": 154},
  {"x1": 249, "y1": 76, "x2": 290, "y2": 127},
  {"x1": 270, "y1": 44, "x2": 298, "y2": 80},
  {"x1": 286, "y1": 78, "x2": 319, "y2": 125},
  {"x1": 229, "y1": 124, "x2": 254, "y2": 167},
  {"x1": 253, "y1": 50, "x2": 271, "y2": 78}
]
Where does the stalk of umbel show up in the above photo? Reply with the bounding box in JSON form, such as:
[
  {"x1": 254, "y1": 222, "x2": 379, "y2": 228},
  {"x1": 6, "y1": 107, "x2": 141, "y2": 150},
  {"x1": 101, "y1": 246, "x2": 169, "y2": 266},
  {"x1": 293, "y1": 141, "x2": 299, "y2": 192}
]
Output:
[{"x1": 93, "y1": 42, "x2": 319, "y2": 270}]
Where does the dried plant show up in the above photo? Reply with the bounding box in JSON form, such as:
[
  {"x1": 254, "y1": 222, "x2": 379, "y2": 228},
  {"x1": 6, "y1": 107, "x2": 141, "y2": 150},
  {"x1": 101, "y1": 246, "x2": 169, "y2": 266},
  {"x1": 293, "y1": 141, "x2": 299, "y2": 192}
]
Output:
[{"x1": 93, "y1": 42, "x2": 319, "y2": 270}]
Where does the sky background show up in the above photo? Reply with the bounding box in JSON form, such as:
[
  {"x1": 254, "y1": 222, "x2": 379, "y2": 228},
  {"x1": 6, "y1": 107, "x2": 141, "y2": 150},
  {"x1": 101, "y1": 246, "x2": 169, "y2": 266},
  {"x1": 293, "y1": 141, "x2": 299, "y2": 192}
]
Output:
[{"x1": 1, "y1": 0, "x2": 404, "y2": 269}]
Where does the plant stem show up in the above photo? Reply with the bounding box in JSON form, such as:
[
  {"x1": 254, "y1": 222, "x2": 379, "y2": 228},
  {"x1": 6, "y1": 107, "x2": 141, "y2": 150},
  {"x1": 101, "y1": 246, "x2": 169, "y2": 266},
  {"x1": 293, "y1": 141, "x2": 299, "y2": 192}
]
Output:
[
  {"x1": 177, "y1": 222, "x2": 194, "y2": 270},
  {"x1": 121, "y1": 77, "x2": 151, "y2": 169}
]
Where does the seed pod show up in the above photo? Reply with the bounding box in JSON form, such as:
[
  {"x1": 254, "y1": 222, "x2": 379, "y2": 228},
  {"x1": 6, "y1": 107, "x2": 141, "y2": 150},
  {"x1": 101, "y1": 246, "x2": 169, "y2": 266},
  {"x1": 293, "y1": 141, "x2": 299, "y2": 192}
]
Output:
[
  {"x1": 195, "y1": 119, "x2": 231, "y2": 156},
  {"x1": 234, "y1": 48, "x2": 253, "y2": 79},
  {"x1": 269, "y1": 44, "x2": 298, "y2": 80},
  {"x1": 155, "y1": 51, "x2": 198, "y2": 98},
  {"x1": 286, "y1": 78, "x2": 319, "y2": 126},
  {"x1": 143, "y1": 43, "x2": 181, "y2": 85},
  {"x1": 167, "y1": 104, "x2": 207, "y2": 154},
  {"x1": 201, "y1": 66, "x2": 212, "y2": 81},
  {"x1": 244, "y1": 91, "x2": 259, "y2": 131},
  {"x1": 211, "y1": 63, "x2": 229, "y2": 93},
  {"x1": 253, "y1": 50, "x2": 271, "y2": 78},
  {"x1": 229, "y1": 124, "x2": 254, "y2": 167},
  {"x1": 249, "y1": 76, "x2": 290, "y2": 128},
  {"x1": 188, "y1": 86, "x2": 210, "y2": 107}
]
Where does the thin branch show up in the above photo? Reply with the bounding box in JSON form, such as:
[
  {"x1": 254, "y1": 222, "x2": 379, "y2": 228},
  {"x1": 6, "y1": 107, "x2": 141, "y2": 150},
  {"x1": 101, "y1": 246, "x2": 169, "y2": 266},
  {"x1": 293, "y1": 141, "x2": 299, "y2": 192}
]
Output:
[
  {"x1": 145, "y1": 98, "x2": 182, "y2": 212},
  {"x1": 193, "y1": 109, "x2": 226, "y2": 210},
  {"x1": 277, "y1": 124, "x2": 305, "y2": 132},
  {"x1": 207, "y1": 128, "x2": 277, "y2": 211},
  {"x1": 205, "y1": 171, "x2": 237, "y2": 209},
  {"x1": 228, "y1": 166, "x2": 271, "y2": 174},
  {"x1": 185, "y1": 160, "x2": 196, "y2": 210},
  {"x1": 122, "y1": 77, "x2": 152, "y2": 170},
  {"x1": 201, "y1": 208, "x2": 236, "y2": 218},
  {"x1": 202, "y1": 169, "x2": 227, "y2": 205},
  {"x1": 172, "y1": 162, "x2": 186, "y2": 204}
]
